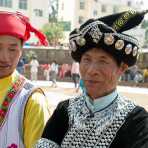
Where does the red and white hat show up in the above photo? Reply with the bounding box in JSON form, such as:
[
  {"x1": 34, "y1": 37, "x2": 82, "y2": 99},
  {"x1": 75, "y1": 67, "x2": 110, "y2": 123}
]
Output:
[{"x1": 0, "y1": 11, "x2": 48, "y2": 46}]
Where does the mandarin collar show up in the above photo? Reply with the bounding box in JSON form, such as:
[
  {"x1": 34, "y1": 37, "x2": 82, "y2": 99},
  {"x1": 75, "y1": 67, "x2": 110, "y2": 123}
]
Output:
[{"x1": 85, "y1": 89, "x2": 118, "y2": 113}]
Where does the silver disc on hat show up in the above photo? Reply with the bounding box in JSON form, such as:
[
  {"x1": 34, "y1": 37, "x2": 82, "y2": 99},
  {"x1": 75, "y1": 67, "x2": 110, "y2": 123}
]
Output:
[
  {"x1": 133, "y1": 46, "x2": 138, "y2": 56},
  {"x1": 104, "y1": 34, "x2": 114, "y2": 45},
  {"x1": 125, "y1": 44, "x2": 132, "y2": 55},
  {"x1": 115, "y1": 40, "x2": 124, "y2": 50},
  {"x1": 76, "y1": 36, "x2": 86, "y2": 46},
  {"x1": 69, "y1": 40, "x2": 77, "y2": 52},
  {"x1": 93, "y1": 38, "x2": 99, "y2": 43}
]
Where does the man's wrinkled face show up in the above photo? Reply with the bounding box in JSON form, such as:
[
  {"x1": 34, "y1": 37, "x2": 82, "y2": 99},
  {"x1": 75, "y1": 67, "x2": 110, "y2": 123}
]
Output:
[
  {"x1": 0, "y1": 35, "x2": 22, "y2": 78},
  {"x1": 80, "y1": 48, "x2": 126, "y2": 99}
]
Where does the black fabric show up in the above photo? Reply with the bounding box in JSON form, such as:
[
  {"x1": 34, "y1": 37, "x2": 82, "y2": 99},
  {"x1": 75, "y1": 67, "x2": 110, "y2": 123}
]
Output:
[
  {"x1": 42, "y1": 100, "x2": 69, "y2": 145},
  {"x1": 98, "y1": 10, "x2": 148, "y2": 32},
  {"x1": 110, "y1": 106, "x2": 148, "y2": 148},
  {"x1": 42, "y1": 100, "x2": 148, "y2": 148}
]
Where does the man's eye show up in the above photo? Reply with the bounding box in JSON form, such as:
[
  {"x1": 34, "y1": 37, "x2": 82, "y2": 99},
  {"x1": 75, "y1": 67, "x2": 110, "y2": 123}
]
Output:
[
  {"x1": 99, "y1": 60, "x2": 109, "y2": 64},
  {"x1": 9, "y1": 48, "x2": 16, "y2": 51},
  {"x1": 83, "y1": 58, "x2": 90, "y2": 62}
]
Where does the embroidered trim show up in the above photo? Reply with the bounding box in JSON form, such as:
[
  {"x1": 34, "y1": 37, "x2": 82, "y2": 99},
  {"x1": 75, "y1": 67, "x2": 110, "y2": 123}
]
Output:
[
  {"x1": 0, "y1": 75, "x2": 25, "y2": 127},
  {"x1": 34, "y1": 138, "x2": 60, "y2": 148},
  {"x1": 70, "y1": 20, "x2": 115, "y2": 39},
  {"x1": 95, "y1": 99, "x2": 135, "y2": 147},
  {"x1": 112, "y1": 33, "x2": 138, "y2": 45},
  {"x1": 112, "y1": 9, "x2": 136, "y2": 31},
  {"x1": 61, "y1": 95, "x2": 136, "y2": 148}
]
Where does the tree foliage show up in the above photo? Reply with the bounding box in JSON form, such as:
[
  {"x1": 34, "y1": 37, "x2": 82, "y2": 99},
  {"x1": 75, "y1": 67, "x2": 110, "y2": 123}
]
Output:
[
  {"x1": 141, "y1": 20, "x2": 148, "y2": 29},
  {"x1": 42, "y1": 22, "x2": 65, "y2": 46},
  {"x1": 23, "y1": 50, "x2": 37, "y2": 63},
  {"x1": 141, "y1": 20, "x2": 148, "y2": 45}
]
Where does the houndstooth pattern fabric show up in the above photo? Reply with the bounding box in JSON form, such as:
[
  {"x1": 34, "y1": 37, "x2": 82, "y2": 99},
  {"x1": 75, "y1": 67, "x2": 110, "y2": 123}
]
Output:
[
  {"x1": 34, "y1": 138, "x2": 60, "y2": 148},
  {"x1": 61, "y1": 95, "x2": 136, "y2": 148}
]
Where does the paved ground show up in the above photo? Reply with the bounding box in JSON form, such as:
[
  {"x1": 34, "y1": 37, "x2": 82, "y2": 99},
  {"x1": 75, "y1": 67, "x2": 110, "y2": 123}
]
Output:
[
  {"x1": 33, "y1": 81, "x2": 148, "y2": 113},
  {"x1": 120, "y1": 92, "x2": 148, "y2": 110}
]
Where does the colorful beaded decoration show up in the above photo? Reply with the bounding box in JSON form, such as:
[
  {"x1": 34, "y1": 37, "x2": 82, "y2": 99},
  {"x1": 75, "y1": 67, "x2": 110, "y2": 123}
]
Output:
[
  {"x1": 0, "y1": 75, "x2": 25, "y2": 127},
  {"x1": 7, "y1": 143, "x2": 18, "y2": 148}
]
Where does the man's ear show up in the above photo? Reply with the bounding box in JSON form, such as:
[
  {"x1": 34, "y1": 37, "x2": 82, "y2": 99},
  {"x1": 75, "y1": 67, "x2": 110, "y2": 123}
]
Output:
[
  {"x1": 19, "y1": 47, "x2": 23, "y2": 58},
  {"x1": 118, "y1": 63, "x2": 128, "y2": 75}
]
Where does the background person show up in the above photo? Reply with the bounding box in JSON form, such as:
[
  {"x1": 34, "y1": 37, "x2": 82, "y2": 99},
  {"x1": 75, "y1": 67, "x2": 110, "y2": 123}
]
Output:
[
  {"x1": 30, "y1": 56, "x2": 39, "y2": 81},
  {"x1": 50, "y1": 60, "x2": 59, "y2": 87},
  {"x1": 71, "y1": 61, "x2": 80, "y2": 88},
  {"x1": 17, "y1": 57, "x2": 25, "y2": 75}
]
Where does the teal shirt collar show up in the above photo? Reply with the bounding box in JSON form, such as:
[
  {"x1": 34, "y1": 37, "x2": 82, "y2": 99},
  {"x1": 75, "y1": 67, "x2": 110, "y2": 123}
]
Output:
[{"x1": 85, "y1": 90, "x2": 118, "y2": 112}]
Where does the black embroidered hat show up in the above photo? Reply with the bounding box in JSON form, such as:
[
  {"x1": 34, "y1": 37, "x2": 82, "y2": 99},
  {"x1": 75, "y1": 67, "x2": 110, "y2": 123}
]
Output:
[{"x1": 69, "y1": 9, "x2": 148, "y2": 67}]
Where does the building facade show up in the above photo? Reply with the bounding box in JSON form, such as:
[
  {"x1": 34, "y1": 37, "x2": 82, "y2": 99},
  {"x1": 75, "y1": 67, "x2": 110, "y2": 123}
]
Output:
[
  {"x1": 57, "y1": 0, "x2": 145, "y2": 44},
  {"x1": 58, "y1": 0, "x2": 134, "y2": 30},
  {"x1": 0, "y1": 0, "x2": 49, "y2": 29}
]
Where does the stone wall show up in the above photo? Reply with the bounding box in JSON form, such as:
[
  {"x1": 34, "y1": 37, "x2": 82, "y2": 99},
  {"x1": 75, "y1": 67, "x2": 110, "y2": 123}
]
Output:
[{"x1": 23, "y1": 47, "x2": 73, "y2": 64}]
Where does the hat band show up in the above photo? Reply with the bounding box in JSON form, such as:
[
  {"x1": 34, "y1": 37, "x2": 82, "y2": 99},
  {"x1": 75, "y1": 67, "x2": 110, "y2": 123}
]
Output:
[{"x1": 69, "y1": 27, "x2": 139, "y2": 57}]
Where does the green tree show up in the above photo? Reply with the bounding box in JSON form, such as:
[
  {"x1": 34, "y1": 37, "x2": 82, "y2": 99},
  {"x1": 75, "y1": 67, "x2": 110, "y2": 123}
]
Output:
[
  {"x1": 42, "y1": 22, "x2": 65, "y2": 46},
  {"x1": 141, "y1": 20, "x2": 148, "y2": 29},
  {"x1": 141, "y1": 20, "x2": 148, "y2": 46},
  {"x1": 25, "y1": 50, "x2": 37, "y2": 62},
  {"x1": 144, "y1": 29, "x2": 148, "y2": 44}
]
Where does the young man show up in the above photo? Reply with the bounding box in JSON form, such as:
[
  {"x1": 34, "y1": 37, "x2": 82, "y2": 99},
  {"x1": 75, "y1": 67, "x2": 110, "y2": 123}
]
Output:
[
  {"x1": 30, "y1": 56, "x2": 39, "y2": 80},
  {"x1": 71, "y1": 61, "x2": 80, "y2": 89},
  {"x1": 0, "y1": 11, "x2": 50, "y2": 148},
  {"x1": 50, "y1": 61, "x2": 59, "y2": 87},
  {"x1": 35, "y1": 10, "x2": 148, "y2": 148}
]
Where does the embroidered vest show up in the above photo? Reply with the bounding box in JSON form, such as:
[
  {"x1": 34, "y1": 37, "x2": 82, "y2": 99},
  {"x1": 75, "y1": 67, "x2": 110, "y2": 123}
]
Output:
[
  {"x1": 61, "y1": 95, "x2": 136, "y2": 148},
  {"x1": 0, "y1": 79, "x2": 38, "y2": 148}
]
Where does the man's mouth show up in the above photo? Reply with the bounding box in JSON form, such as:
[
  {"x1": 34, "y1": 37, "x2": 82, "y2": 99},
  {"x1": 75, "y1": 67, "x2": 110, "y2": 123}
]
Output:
[
  {"x1": 0, "y1": 65, "x2": 11, "y2": 69},
  {"x1": 85, "y1": 80, "x2": 102, "y2": 84}
]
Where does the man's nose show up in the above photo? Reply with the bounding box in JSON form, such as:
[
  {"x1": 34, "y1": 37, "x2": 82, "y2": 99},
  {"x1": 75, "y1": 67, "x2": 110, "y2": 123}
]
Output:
[
  {"x1": 86, "y1": 63, "x2": 100, "y2": 74},
  {"x1": 87, "y1": 62, "x2": 105, "y2": 75}
]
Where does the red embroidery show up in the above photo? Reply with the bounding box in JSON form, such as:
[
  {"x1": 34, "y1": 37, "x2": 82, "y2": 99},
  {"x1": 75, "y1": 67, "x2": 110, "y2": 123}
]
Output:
[
  {"x1": 7, "y1": 92, "x2": 15, "y2": 99},
  {"x1": 3, "y1": 101, "x2": 9, "y2": 107},
  {"x1": 0, "y1": 75, "x2": 25, "y2": 126},
  {"x1": 7, "y1": 143, "x2": 18, "y2": 148},
  {"x1": 0, "y1": 109, "x2": 5, "y2": 117}
]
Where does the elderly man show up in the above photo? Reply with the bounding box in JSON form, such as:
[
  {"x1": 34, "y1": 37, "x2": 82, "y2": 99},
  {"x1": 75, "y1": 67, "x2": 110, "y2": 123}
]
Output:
[
  {"x1": 35, "y1": 10, "x2": 148, "y2": 148},
  {"x1": 0, "y1": 11, "x2": 50, "y2": 148}
]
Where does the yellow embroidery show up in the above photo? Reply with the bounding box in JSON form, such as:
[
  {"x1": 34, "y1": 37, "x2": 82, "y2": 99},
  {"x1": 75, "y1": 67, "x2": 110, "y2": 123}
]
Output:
[{"x1": 112, "y1": 10, "x2": 136, "y2": 31}]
